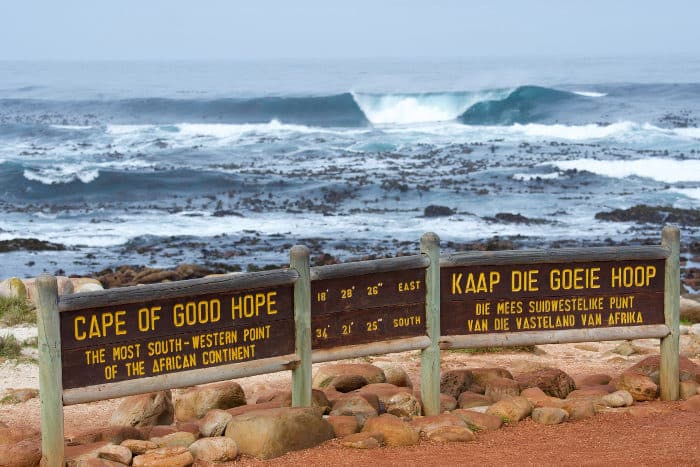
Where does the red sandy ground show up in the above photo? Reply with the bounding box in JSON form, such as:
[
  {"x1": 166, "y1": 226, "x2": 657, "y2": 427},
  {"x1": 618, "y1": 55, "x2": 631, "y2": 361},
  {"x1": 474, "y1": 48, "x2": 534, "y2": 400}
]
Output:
[
  {"x1": 2, "y1": 340, "x2": 699, "y2": 466},
  {"x1": 230, "y1": 402, "x2": 699, "y2": 467}
]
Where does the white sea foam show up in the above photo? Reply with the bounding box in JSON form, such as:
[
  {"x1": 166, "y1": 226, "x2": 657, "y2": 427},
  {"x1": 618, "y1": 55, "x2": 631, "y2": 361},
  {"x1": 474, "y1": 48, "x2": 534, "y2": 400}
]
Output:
[
  {"x1": 512, "y1": 122, "x2": 637, "y2": 140},
  {"x1": 21, "y1": 159, "x2": 154, "y2": 185},
  {"x1": 23, "y1": 166, "x2": 100, "y2": 185},
  {"x1": 550, "y1": 157, "x2": 700, "y2": 183},
  {"x1": 106, "y1": 124, "x2": 156, "y2": 135},
  {"x1": 176, "y1": 120, "x2": 320, "y2": 138},
  {"x1": 353, "y1": 91, "x2": 508, "y2": 125},
  {"x1": 672, "y1": 188, "x2": 700, "y2": 201},
  {"x1": 50, "y1": 124, "x2": 94, "y2": 130},
  {"x1": 512, "y1": 172, "x2": 561, "y2": 181},
  {"x1": 673, "y1": 127, "x2": 700, "y2": 138},
  {"x1": 572, "y1": 91, "x2": 607, "y2": 98}
]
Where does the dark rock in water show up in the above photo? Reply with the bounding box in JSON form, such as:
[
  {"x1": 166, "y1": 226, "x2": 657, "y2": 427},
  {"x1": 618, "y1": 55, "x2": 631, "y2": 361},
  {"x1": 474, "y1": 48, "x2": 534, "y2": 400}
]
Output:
[
  {"x1": 94, "y1": 263, "x2": 216, "y2": 288},
  {"x1": 212, "y1": 210, "x2": 244, "y2": 217},
  {"x1": 0, "y1": 238, "x2": 66, "y2": 253},
  {"x1": 689, "y1": 240, "x2": 700, "y2": 254},
  {"x1": 658, "y1": 110, "x2": 697, "y2": 129},
  {"x1": 484, "y1": 212, "x2": 548, "y2": 225},
  {"x1": 424, "y1": 205, "x2": 455, "y2": 217},
  {"x1": 484, "y1": 237, "x2": 516, "y2": 251},
  {"x1": 313, "y1": 253, "x2": 340, "y2": 266},
  {"x1": 595, "y1": 205, "x2": 700, "y2": 226}
]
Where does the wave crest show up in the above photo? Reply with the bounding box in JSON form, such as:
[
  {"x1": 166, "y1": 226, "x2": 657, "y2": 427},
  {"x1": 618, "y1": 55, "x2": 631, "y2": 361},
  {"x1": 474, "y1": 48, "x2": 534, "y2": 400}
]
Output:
[{"x1": 353, "y1": 91, "x2": 507, "y2": 124}]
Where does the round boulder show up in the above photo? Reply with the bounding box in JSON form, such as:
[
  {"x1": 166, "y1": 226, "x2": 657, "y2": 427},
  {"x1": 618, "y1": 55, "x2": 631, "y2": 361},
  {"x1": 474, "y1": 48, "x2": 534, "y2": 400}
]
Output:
[
  {"x1": 440, "y1": 369, "x2": 474, "y2": 399},
  {"x1": 614, "y1": 372, "x2": 658, "y2": 402},
  {"x1": 225, "y1": 407, "x2": 333, "y2": 459},
  {"x1": 485, "y1": 396, "x2": 532, "y2": 423},
  {"x1": 361, "y1": 414, "x2": 419, "y2": 447},
  {"x1": 132, "y1": 447, "x2": 193, "y2": 467},
  {"x1": 174, "y1": 381, "x2": 246, "y2": 421},
  {"x1": 531, "y1": 407, "x2": 569, "y2": 425},
  {"x1": 373, "y1": 362, "x2": 413, "y2": 389},
  {"x1": 189, "y1": 437, "x2": 238, "y2": 462},
  {"x1": 312, "y1": 363, "x2": 386, "y2": 389},
  {"x1": 515, "y1": 367, "x2": 576, "y2": 398},
  {"x1": 110, "y1": 391, "x2": 174, "y2": 427}
]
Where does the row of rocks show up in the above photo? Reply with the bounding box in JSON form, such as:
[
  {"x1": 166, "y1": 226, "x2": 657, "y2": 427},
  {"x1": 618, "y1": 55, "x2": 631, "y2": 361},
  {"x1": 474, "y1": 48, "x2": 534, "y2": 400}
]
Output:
[
  {"x1": 0, "y1": 264, "x2": 219, "y2": 302},
  {"x1": 3, "y1": 355, "x2": 699, "y2": 466},
  {"x1": 0, "y1": 276, "x2": 103, "y2": 302}
]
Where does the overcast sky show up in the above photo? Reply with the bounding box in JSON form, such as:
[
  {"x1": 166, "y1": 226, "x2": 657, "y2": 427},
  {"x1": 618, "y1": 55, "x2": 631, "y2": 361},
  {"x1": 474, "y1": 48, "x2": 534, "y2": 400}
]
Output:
[{"x1": 2, "y1": 0, "x2": 698, "y2": 60}]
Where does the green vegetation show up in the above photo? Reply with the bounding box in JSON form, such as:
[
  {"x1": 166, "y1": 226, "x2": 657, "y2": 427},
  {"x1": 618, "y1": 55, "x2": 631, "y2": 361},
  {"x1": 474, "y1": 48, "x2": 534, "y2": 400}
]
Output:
[
  {"x1": 0, "y1": 296, "x2": 36, "y2": 326},
  {"x1": 466, "y1": 423, "x2": 482, "y2": 433},
  {"x1": 0, "y1": 334, "x2": 22, "y2": 359},
  {"x1": 0, "y1": 395, "x2": 16, "y2": 404}
]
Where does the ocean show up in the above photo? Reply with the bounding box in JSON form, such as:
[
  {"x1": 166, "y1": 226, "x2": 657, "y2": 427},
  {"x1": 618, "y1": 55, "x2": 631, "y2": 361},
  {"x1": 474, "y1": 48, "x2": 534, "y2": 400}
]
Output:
[{"x1": 1, "y1": 57, "x2": 699, "y2": 279}]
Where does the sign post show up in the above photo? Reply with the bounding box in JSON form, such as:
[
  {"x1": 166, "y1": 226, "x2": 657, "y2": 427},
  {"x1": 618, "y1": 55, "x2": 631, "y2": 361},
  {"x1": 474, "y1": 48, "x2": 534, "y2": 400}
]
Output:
[
  {"x1": 660, "y1": 225, "x2": 680, "y2": 400},
  {"x1": 420, "y1": 232, "x2": 441, "y2": 416},
  {"x1": 291, "y1": 245, "x2": 312, "y2": 407},
  {"x1": 36, "y1": 275, "x2": 64, "y2": 467}
]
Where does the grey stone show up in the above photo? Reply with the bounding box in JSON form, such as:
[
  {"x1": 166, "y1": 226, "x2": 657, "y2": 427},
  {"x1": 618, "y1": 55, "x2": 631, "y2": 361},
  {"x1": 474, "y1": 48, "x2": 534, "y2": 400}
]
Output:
[
  {"x1": 225, "y1": 407, "x2": 333, "y2": 459},
  {"x1": 110, "y1": 391, "x2": 174, "y2": 427},
  {"x1": 531, "y1": 407, "x2": 569, "y2": 425},
  {"x1": 361, "y1": 414, "x2": 419, "y2": 447},
  {"x1": 189, "y1": 437, "x2": 238, "y2": 462},
  {"x1": 602, "y1": 390, "x2": 634, "y2": 407},
  {"x1": 173, "y1": 381, "x2": 246, "y2": 422},
  {"x1": 198, "y1": 408, "x2": 233, "y2": 437},
  {"x1": 485, "y1": 396, "x2": 532, "y2": 423}
]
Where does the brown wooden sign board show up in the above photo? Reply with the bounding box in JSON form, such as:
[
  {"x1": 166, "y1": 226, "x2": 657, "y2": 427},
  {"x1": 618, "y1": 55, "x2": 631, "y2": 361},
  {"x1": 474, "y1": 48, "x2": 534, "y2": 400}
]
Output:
[
  {"x1": 311, "y1": 268, "x2": 426, "y2": 349},
  {"x1": 60, "y1": 285, "x2": 294, "y2": 389},
  {"x1": 441, "y1": 259, "x2": 665, "y2": 336}
]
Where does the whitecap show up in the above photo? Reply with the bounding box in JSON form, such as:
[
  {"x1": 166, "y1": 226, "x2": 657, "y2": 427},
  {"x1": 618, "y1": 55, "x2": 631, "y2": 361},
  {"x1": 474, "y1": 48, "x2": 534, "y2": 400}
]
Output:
[
  {"x1": 572, "y1": 91, "x2": 607, "y2": 98},
  {"x1": 353, "y1": 90, "x2": 508, "y2": 125},
  {"x1": 549, "y1": 157, "x2": 700, "y2": 184},
  {"x1": 23, "y1": 165, "x2": 100, "y2": 185},
  {"x1": 512, "y1": 122, "x2": 637, "y2": 140},
  {"x1": 50, "y1": 124, "x2": 94, "y2": 130},
  {"x1": 106, "y1": 124, "x2": 157, "y2": 135},
  {"x1": 672, "y1": 187, "x2": 700, "y2": 201}
]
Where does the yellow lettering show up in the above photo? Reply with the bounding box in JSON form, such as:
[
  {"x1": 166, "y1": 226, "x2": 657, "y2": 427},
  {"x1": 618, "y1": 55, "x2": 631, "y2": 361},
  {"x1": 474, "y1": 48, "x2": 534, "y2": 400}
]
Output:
[
  {"x1": 452, "y1": 273, "x2": 463, "y2": 294},
  {"x1": 266, "y1": 291, "x2": 277, "y2": 314},
  {"x1": 74, "y1": 316, "x2": 87, "y2": 341}
]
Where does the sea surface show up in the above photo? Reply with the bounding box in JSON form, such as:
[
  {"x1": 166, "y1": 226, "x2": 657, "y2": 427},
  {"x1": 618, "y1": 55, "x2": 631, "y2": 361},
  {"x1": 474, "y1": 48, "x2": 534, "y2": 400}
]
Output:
[{"x1": 1, "y1": 57, "x2": 699, "y2": 279}]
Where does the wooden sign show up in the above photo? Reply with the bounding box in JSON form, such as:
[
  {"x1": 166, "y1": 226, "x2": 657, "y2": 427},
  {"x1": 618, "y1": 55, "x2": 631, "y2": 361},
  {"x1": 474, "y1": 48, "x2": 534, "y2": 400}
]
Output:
[
  {"x1": 60, "y1": 285, "x2": 294, "y2": 389},
  {"x1": 311, "y1": 268, "x2": 426, "y2": 348},
  {"x1": 441, "y1": 259, "x2": 665, "y2": 336}
]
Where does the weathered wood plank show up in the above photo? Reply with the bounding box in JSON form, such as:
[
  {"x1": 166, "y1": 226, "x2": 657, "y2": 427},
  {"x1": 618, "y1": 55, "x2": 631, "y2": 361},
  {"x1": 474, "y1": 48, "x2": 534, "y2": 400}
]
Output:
[
  {"x1": 311, "y1": 302, "x2": 426, "y2": 349},
  {"x1": 63, "y1": 353, "x2": 300, "y2": 405},
  {"x1": 311, "y1": 336, "x2": 431, "y2": 364},
  {"x1": 420, "y1": 232, "x2": 441, "y2": 417},
  {"x1": 291, "y1": 246, "x2": 312, "y2": 407},
  {"x1": 440, "y1": 324, "x2": 670, "y2": 349},
  {"x1": 310, "y1": 255, "x2": 429, "y2": 281},
  {"x1": 441, "y1": 245, "x2": 669, "y2": 267},
  {"x1": 660, "y1": 226, "x2": 680, "y2": 401},
  {"x1": 59, "y1": 269, "x2": 298, "y2": 312},
  {"x1": 311, "y1": 268, "x2": 425, "y2": 315},
  {"x1": 36, "y1": 275, "x2": 64, "y2": 467}
]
